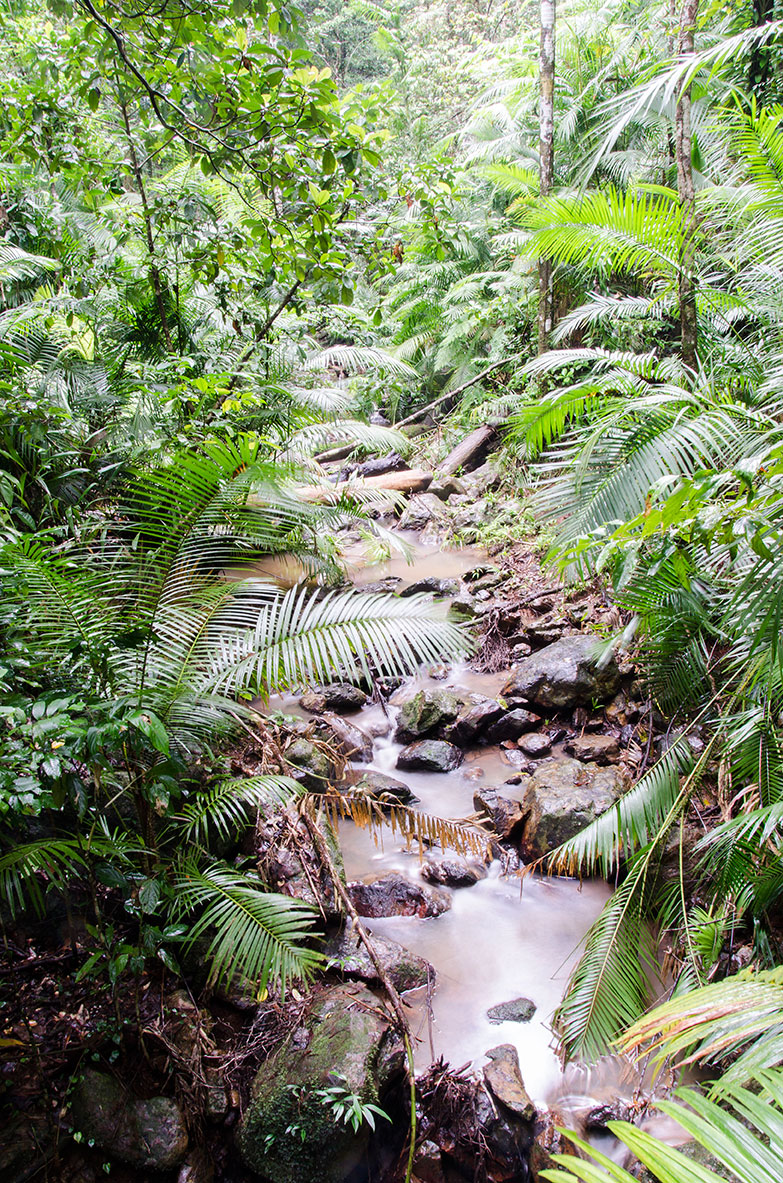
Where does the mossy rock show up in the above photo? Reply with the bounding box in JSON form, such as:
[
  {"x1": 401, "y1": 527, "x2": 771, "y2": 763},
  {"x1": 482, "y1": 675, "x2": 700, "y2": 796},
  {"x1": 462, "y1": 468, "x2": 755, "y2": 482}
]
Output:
[{"x1": 237, "y1": 982, "x2": 404, "y2": 1183}]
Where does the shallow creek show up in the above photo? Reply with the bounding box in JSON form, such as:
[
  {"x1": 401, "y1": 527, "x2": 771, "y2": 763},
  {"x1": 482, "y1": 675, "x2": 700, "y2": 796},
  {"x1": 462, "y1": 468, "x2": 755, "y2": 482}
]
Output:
[{"x1": 266, "y1": 533, "x2": 637, "y2": 1119}]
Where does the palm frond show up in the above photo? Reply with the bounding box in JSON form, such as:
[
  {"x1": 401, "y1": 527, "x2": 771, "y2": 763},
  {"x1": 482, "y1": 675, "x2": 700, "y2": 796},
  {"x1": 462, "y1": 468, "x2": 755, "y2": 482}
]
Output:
[{"x1": 173, "y1": 859, "x2": 323, "y2": 991}]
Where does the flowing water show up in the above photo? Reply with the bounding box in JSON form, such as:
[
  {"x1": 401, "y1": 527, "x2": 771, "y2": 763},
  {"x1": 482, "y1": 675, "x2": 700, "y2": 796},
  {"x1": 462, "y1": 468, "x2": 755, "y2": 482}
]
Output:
[{"x1": 268, "y1": 534, "x2": 633, "y2": 1115}]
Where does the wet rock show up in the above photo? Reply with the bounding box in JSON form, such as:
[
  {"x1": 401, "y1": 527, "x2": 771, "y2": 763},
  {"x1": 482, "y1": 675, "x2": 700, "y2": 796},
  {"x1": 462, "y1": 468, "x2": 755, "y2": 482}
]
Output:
[
  {"x1": 501, "y1": 635, "x2": 622, "y2": 711},
  {"x1": 238, "y1": 982, "x2": 404, "y2": 1183},
  {"x1": 300, "y1": 682, "x2": 369, "y2": 714},
  {"x1": 346, "y1": 769, "x2": 418, "y2": 806},
  {"x1": 399, "y1": 576, "x2": 462, "y2": 597},
  {"x1": 348, "y1": 873, "x2": 452, "y2": 918},
  {"x1": 519, "y1": 757, "x2": 626, "y2": 860},
  {"x1": 447, "y1": 594, "x2": 481, "y2": 622},
  {"x1": 486, "y1": 997, "x2": 536, "y2": 1024},
  {"x1": 399, "y1": 493, "x2": 449, "y2": 531},
  {"x1": 485, "y1": 708, "x2": 540, "y2": 743},
  {"x1": 444, "y1": 695, "x2": 505, "y2": 745},
  {"x1": 320, "y1": 712, "x2": 374, "y2": 763},
  {"x1": 564, "y1": 733, "x2": 621, "y2": 764},
  {"x1": 395, "y1": 688, "x2": 465, "y2": 742},
  {"x1": 483, "y1": 1044, "x2": 536, "y2": 1121},
  {"x1": 411, "y1": 1139, "x2": 447, "y2": 1183},
  {"x1": 397, "y1": 739, "x2": 464, "y2": 772},
  {"x1": 284, "y1": 737, "x2": 334, "y2": 789},
  {"x1": 460, "y1": 461, "x2": 503, "y2": 497},
  {"x1": 518, "y1": 733, "x2": 552, "y2": 758},
  {"x1": 71, "y1": 1071, "x2": 188, "y2": 1171},
  {"x1": 473, "y1": 786, "x2": 527, "y2": 841},
  {"x1": 511, "y1": 641, "x2": 533, "y2": 660},
  {"x1": 325, "y1": 922, "x2": 433, "y2": 992},
  {"x1": 584, "y1": 1100, "x2": 635, "y2": 1129},
  {"x1": 429, "y1": 475, "x2": 466, "y2": 500},
  {"x1": 427, "y1": 662, "x2": 451, "y2": 679},
  {"x1": 359, "y1": 576, "x2": 403, "y2": 594},
  {"x1": 422, "y1": 857, "x2": 487, "y2": 887}
]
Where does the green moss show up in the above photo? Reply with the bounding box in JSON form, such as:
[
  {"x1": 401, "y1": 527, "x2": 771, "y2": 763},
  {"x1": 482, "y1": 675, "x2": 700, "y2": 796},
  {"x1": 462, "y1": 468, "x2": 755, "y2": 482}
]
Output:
[{"x1": 237, "y1": 984, "x2": 395, "y2": 1183}]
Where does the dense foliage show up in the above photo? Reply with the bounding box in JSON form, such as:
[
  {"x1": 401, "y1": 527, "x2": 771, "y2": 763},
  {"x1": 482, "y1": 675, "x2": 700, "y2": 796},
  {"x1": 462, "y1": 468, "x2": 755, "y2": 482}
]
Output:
[{"x1": 9, "y1": 0, "x2": 783, "y2": 1177}]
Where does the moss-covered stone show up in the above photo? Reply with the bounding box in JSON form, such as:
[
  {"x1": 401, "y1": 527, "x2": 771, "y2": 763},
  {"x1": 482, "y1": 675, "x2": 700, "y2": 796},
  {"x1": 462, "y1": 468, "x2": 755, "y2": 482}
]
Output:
[{"x1": 237, "y1": 982, "x2": 404, "y2": 1183}]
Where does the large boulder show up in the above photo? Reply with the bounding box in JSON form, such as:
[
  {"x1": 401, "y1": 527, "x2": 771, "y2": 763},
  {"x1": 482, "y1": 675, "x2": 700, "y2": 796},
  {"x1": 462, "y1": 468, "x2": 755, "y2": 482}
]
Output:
[
  {"x1": 349, "y1": 872, "x2": 452, "y2": 918},
  {"x1": 325, "y1": 922, "x2": 433, "y2": 992},
  {"x1": 237, "y1": 983, "x2": 404, "y2": 1183},
  {"x1": 444, "y1": 695, "x2": 505, "y2": 746},
  {"x1": 399, "y1": 576, "x2": 462, "y2": 597},
  {"x1": 473, "y1": 786, "x2": 527, "y2": 841},
  {"x1": 501, "y1": 635, "x2": 621, "y2": 711},
  {"x1": 70, "y1": 1071, "x2": 188, "y2": 1171},
  {"x1": 284, "y1": 737, "x2": 334, "y2": 789},
  {"x1": 344, "y1": 769, "x2": 418, "y2": 806},
  {"x1": 485, "y1": 708, "x2": 540, "y2": 743},
  {"x1": 395, "y1": 688, "x2": 465, "y2": 742},
  {"x1": 399, "y1": 493, "x2": 449, "y2": 531},
  {"x1": 519, "y1": 757, "x2": 626, "y2": 860},
  {"x1": 483, "y1": 1044, "x2": 536, "y2": 1122},
  {"x1": 396, "y1": 739, "x2": 463, "y2": 773},
  {"x1": 300, "y1": 682, "x2": 368, "y2": 714},
  {"x1": 421, "y1": 857, "x2": 487, "y2": 888}
]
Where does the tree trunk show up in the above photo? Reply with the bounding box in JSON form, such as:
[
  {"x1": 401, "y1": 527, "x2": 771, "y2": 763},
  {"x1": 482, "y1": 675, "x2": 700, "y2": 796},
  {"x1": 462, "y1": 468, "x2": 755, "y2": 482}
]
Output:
[
  {"x1": 119, "y1": 100, "x2": 174, "y2": 354},
  {"x1": 538, "y1": 0, "x2": 556, "y2": 355},
  {"x1": 674, "y1": 0, "x2": 699, "y2": 373}
]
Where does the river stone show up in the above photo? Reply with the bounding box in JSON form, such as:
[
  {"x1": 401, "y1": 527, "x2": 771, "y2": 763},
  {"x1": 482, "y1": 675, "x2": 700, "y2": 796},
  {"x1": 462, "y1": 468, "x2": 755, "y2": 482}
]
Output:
[
  {"x1": 519, "y1": 757, "x2": 626, "y2": 859},
  {"x1": 399, "y1": 493, "x2": 449, "y2": 531},
  {"x1": 444, "y1": 696, "x2": 505, "y2": 745},
  {"x1": 486, "y1": 997, "x2": 537, "y2": 1024},
  {"x1": 346, "y1": 769, "x2": 419, "y2": 806},
  {"x1": 300, "y1": 682, "x2": 369, "y2": 714},
  {"x1": 564, "y1": 733, "x2": 621, "y2": 764},
  {"x1": 473, "y1": 787, "x2": 527, "y2": 841},
  {"x1": 397, "y1": 739, "x2": 464, "y2": 772},
  {"x1": 325, "y1": 922, "x2": 433, "y2": 992},
  {"x1": 70, "y1": 1070, "x2": 188, "y2": 1171},
  {"x1": 348, "y1": 872, "x2": 452, "y2": 918},
  {"x1": 237, "y1": 982, "x2": 404, "y2": 1183},
  {"x1": 284, "y1": 737, "x2": 334, "y2": 788},
  {"x1": 485, "y1": 708, "x2": 540, "y2": 743},
  {"x1": 395, "y1": 688, "x2": 465, "y2": 742},
  {"x1": 399, "y1": 576, "x2": 462, "y2": 597},
  {"x1": 501, "y1": 635, "x2": 621, "y2": 711},
  {"x1": 518, "y1": 733, "x2": 552, "y2": 758},
  {"x1": 421, "y1": 857, "x2": 487, "y2": 887},
  {"x1": 320, "y1": 712, "x2": 374, "y2": 763},
  {"x1": 483, "y1": 1045, "x2": 536, "y2": 1122}
]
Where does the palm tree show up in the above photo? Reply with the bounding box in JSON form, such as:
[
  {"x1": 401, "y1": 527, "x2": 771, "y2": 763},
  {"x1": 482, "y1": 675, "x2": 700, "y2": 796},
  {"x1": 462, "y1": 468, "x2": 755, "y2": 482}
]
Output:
[{"x1": 0, "y1": 436, "x2": 469, "y2": 992}]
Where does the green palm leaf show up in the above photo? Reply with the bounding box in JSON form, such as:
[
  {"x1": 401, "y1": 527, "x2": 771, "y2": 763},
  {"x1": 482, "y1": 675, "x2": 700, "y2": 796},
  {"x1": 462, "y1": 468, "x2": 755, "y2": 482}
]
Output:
[{"x1": 173, "y1": 859, "x2": 322, "y2": 991}]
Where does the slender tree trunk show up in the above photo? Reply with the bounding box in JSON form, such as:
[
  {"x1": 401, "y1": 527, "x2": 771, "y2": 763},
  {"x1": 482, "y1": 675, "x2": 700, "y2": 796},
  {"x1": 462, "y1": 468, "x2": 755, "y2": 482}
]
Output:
[
  {"x1": 674, "y1": 0, "x2": 699, "y2": 372},
  {"x1": 119, "y1": 100, "x2": 174, "y2": 354},
  {"x1": 538, "y1": 0, "x2": 556, "y2": 354}
]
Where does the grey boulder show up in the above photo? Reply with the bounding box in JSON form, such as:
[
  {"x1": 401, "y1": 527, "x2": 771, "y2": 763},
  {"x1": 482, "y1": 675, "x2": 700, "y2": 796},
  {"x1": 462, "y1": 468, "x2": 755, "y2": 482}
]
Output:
[{"x1": 501, "y1": 635, "x2": 621, "y2": 711}]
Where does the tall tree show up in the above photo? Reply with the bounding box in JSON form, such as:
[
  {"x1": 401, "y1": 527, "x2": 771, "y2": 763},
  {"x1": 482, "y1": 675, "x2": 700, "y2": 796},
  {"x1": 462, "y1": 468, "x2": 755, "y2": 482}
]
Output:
[
  {"x1": 674, "y1": 0, "x2": 699, "y2": 371},
  {"x1": 538, "y1": 0, "x2": 556, "y2": 354}
]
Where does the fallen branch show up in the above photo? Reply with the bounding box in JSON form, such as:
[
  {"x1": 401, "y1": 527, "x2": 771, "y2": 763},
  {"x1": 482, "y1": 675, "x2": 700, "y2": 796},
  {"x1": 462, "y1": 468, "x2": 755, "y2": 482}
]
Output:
[{"x1": 394, "y1": 355, "x2": 521, "y2": 428}]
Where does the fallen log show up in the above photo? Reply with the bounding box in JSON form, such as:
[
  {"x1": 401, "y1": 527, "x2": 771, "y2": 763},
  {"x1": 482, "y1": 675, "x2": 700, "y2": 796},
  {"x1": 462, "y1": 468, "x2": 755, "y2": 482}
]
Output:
[
  {"x1": 286, "y1": 468, "x2": 434, "y2": 504},
  {"x1": 438, "y1": 425, "x2": 497, "y2": 476}
]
